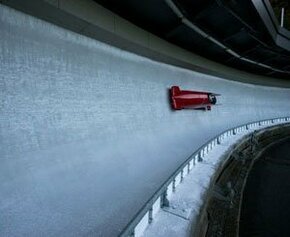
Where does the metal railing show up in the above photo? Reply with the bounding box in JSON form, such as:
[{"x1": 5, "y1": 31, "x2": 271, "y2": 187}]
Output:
[{"x1": 120, "y1": 116, "x2": 290, "y2": 237}]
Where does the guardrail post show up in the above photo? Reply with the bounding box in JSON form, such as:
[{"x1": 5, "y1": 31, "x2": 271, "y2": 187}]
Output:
[
  {"x1": 148, "y1": 207, "x2": 153, "y2": 224},
  {"x1": 161, "y1": 190, "x2": 169, "y2": 208},
  {"x1": 172, "y1": 179, "x2": 176, "y2": 193},
  {"x1": 246, "y1": 124, "x2": 249, "y2": 130},
  {"x1": 272, "y1": 119, "x2": 274, "y2": 124},
  {"x1": 187, "y1": 163, "x2": 190, "y2": 174},
  {"x1": 180, "y1": 170, "x2": 184, "y2": 183},
  {"x1": 233, "y1": 128, "x2": 236, "y2": 135},
  {"x1": 198, "y1": 150, "x2": 203, "y2": 162},
  {"x1": 217, "y1": 136, "x2": 221, "y2": 145}
]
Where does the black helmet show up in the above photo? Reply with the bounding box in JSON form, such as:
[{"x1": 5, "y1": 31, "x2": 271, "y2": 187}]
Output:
[{"x1": 209, "y1": 94, "x2": 217, "y2": 104}]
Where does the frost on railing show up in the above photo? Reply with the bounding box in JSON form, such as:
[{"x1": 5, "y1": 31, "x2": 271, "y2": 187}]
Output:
[{"x1": 120, "y1": 117, "x2": 290, "y2": 237}]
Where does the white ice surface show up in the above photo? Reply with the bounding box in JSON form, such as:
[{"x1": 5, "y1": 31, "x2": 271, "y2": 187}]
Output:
[{"x1": 1, "y1": 5, "x2": 290, "y2": 237}]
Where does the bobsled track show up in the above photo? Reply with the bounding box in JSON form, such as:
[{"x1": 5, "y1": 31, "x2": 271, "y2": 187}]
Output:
[{"x1": 1, "y1": 4, "x2": 290, "y2": 237}]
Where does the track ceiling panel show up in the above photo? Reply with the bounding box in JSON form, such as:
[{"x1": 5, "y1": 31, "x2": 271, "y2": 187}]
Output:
[{"x1": 95, "y1": 0, "x2": 290, "y2": 79}]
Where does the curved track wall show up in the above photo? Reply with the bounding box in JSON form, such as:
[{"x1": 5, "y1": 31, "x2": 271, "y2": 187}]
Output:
[{"x1": 1, "y1": 5, "x2": 290, "y2": 237}]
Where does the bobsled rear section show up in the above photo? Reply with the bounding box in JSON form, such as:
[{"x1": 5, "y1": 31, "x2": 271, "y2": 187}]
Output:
[{"x1": 170, "y1": 86, "x2": 183, "y2": 109}]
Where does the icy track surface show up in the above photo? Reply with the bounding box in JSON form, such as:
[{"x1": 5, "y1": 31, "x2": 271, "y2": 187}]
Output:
[{"x1": 1, "y1": 5, "x2": 290, "y2": 237}]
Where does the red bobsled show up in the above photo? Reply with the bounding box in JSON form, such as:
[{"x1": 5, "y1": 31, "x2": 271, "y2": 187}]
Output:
[{"x1": 170, "y1": 86, "x2": 220, "y2": 111}]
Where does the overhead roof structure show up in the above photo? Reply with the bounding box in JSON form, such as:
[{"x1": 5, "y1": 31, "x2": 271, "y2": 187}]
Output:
[{"x1": 94, "y1": 0, "x2": 290, "y2": 79}]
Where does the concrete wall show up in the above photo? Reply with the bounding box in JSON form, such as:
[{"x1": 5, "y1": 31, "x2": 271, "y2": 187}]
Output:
[{"x1": 1, "y1": 3, "x2": 290, "y2": 237}]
